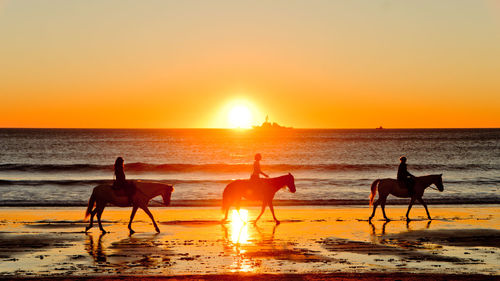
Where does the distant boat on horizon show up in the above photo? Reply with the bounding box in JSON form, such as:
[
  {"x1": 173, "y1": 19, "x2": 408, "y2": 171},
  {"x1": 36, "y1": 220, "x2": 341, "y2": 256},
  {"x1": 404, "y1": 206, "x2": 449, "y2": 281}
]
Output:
[
  {"x1": 376, "y1": 126, "x2": 384, "y2": 130},
  {"x1": 252, "y1": 115, "x2": 292, "y2": 130}
]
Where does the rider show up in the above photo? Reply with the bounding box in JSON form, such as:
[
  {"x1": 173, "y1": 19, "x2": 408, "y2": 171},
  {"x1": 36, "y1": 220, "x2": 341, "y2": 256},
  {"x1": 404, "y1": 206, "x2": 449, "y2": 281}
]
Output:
[
  {"x1": 112, "y1": 157, "x2": 135, "y2": 205},
  {"x1": 251, "y1": 153, "x2": 269, "y2": 181},
  {"x1": 397, "y1": 156, "x2": 415, "y2": 196}
]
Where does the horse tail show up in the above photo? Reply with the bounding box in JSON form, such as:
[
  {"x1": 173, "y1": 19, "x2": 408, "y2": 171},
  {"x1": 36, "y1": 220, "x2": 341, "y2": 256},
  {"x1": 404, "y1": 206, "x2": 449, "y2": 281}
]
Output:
[
  {"x1": 369, "y1": 179, "x2": 380, "y2": 206},
  {"x1": 85, "y1": 188, "x2": 97, "y2": 220}
]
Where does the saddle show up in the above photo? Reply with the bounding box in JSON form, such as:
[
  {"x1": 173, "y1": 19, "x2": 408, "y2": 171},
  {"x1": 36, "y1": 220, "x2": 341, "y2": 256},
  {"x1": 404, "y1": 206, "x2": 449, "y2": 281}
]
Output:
[
  {"x1": 398, "y1": 178, "x2": 415, "y2": 196},
  {"x1": 397, "y1": 180, "x2": 407, "y2": 190},
  {"x1": 112, "y1": 181, "x2": 136, "y2": 197}
]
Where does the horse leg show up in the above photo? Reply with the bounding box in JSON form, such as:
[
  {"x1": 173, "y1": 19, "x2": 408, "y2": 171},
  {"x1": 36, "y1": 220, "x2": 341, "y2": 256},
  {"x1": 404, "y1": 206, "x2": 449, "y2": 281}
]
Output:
[
  {"x1": 85, "y1": 208, "x2": 98, "y2": 232},
  {"x1": 268, "y1": 201, "x2": 280, "y2": 225},
  {"x1": 96, "y1": 204, "x2": 106, "y2": 233},
  {"x1": 254, "y1": 202, "x2": 267, "y2": 225},
  {"x1": 233, "y1": 199, "x2": 246, "y2": 224},
  {"x1": 405, "y1": 197, "x2": 416, "y2": 221},
  {"x1": 128, "y1": 205, "x2": 138, "y2": 235},
  {"x1": 368, "y1": 199, "x2": 380, "y2": 221},
  {"x1": 417, "y1": 197, "x2": 432, "y2": 220},
  {"x1": 141, "y1": 205, "x2": 160, "y2": 233},
  {"x1": 381, "y1": 197, "x2": 390, "y2": 221}
]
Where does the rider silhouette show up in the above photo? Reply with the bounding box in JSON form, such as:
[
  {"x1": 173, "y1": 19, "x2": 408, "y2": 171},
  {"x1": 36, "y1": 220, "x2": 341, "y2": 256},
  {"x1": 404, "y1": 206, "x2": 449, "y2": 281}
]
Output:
[
  {"x1": 397, "y1": 156, "x2": 415, "y2": 196},
  {"x1": 112, "y1": 157, "x2": 135, "y2": 205},
  {"x1": 251, "y1": 153, "x2": 269, "y2": 181}
]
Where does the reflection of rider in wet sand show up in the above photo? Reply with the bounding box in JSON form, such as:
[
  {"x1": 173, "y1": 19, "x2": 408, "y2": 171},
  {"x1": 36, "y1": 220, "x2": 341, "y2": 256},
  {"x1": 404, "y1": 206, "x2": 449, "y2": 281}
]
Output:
[
  {"x1": 112, "y1": 157, "x2": 135, "y2": 205},
  {"x1": 397, "y1": 156, "x2": 415, "y2": 196},
  {"x1": 250, "y1": 153, "x2": 269, "y2": 181}
]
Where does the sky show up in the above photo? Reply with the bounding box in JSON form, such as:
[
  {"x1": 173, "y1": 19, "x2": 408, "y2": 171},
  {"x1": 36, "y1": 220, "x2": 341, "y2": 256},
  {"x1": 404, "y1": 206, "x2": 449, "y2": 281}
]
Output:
[{"x1": 0, "y1": 0, "x2": 499, "y2": 128}]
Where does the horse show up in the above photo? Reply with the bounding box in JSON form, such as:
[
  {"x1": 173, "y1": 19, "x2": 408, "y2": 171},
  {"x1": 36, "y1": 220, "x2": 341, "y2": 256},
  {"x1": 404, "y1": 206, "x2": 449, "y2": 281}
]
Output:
[
  {"x1": 85, "y1": 180, "x2": 174, "y2": 234},
  {"x1": 222, "y1": 173, "x2": 296, "y2": 225},
  {"x1": 368, "y1": 174, "x2": 444, "y2": 221}
]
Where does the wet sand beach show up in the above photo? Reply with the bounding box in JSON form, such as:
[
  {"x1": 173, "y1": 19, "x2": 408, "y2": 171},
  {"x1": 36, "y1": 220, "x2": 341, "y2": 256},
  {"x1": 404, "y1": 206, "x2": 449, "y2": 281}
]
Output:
[{"x1": 0, "y1": 205, "x2": 498, "y2": 279}]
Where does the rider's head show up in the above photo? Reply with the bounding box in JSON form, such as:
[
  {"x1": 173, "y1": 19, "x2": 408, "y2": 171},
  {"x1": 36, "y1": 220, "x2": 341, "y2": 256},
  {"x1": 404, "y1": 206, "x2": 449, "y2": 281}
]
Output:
[
  {"x1": 400, "y1": 156, "x2": 407, "y2": 163},
  {"x1": 115, "y1": 157, "x2": 124, "y2": 170},
  {"x1": 255, "y1": 153, "x2": 262, "y2": 161}
]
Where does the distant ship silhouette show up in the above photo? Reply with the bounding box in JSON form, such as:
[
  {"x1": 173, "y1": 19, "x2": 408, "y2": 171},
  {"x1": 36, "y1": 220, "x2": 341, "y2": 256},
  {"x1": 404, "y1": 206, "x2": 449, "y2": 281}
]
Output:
[{"x1": 252, "y1": 115, "x2": 292, "y2": 130}]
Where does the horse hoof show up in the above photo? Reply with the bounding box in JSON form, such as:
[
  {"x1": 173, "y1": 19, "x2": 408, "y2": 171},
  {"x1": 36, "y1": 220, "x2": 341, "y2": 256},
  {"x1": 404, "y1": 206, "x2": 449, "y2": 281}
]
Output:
[
  {"x1": 85, "y1": 227, "x2": 90, "y2": 232},
  {"x1": 129, "y1": 230, "x2": 135, "y2": 235},
  {"x1": 100, "y1": 230, "x2": 107, "y2": 233},
  {"x1": 385, "y1": 218, "x2": 391, "y2": 222},
  {"x1": 155, "y1": 228, "x2": 160, "y2": 233},
  {"x1": 275, "y1": 220, "x2": 281, "y2": 225}
]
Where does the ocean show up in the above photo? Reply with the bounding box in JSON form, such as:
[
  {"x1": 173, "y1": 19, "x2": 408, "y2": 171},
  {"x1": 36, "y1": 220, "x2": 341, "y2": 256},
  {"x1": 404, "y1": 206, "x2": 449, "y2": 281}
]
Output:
[{"x1": 0, "y1": 128, "x2": 498, "y2": 206}]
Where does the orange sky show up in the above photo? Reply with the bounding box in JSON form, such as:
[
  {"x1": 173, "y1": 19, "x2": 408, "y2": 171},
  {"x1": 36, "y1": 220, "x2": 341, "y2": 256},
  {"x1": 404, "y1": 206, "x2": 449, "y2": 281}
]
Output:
[{"x1": 1, "y1": 1, "x2": 499, "y2": 128}]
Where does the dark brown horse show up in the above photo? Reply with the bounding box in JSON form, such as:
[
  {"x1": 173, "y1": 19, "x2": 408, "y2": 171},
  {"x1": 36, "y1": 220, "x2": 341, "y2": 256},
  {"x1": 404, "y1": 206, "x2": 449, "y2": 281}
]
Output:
[
  {"x1": 368, "y1": 174, "x2": 444, "y2": 221},
  {"x1": 85, "y1": 180, "x2": 174, "y2": 234},
  {"x1": 222, "y1": 173, "x2": 296, "y2": 224}
]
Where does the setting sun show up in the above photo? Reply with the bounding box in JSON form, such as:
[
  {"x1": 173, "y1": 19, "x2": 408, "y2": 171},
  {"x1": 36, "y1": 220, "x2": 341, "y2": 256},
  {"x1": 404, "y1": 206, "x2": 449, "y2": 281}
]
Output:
[{"x1": 228, "y1": 105, "x2": 252, "y2": 129}]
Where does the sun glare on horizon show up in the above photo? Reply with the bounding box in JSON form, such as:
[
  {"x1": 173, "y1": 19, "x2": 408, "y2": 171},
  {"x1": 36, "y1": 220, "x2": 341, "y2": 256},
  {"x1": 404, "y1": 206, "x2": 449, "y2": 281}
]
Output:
[{"x1": 228, "y1": 105, "x2": 253, "y2": 129}]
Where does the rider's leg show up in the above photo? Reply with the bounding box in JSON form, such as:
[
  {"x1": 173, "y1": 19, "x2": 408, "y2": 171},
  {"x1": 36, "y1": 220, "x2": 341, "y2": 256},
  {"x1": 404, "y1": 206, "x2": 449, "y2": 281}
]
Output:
[{"x1": 407, "y1": 178, "x2": 415, "y2": 196}]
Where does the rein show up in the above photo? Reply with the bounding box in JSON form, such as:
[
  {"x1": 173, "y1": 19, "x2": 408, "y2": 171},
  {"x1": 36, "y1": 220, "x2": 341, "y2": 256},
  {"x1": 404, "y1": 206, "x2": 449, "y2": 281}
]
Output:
[
  {"x1": 428, "y1": 185, "x2": 440, "y2": 191},
  {"x1": 149, "y1": 198, "x2": 165, "y2": 205}
]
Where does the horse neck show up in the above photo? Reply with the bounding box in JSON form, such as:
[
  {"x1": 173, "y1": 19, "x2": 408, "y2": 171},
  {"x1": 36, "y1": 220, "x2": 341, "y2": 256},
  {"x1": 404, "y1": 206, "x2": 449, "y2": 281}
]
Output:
[
  {"x1": 417, "y1": 175, "x2": 437, "y2": 188},
  {"x1": 269, "y1": 175, "x2": 288, "y2": 192},
  {"x1": 140, "y1": 183, "x2": 165, "y2": 198}
]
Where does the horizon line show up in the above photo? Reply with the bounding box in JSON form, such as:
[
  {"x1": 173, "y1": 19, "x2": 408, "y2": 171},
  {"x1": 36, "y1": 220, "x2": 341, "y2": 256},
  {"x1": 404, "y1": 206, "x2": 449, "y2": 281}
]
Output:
[{"x1": 0, "y1": 127, "x2": 499, "y2": 130}]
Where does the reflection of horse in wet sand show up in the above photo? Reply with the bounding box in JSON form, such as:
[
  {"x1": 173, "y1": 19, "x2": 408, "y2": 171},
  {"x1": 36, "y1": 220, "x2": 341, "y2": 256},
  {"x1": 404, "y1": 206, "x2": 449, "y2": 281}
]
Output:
[
  {"x1": 85, "y1": 181, "x2": 174, "y2": 234},
  {"x1": 369, "y1": 174, "x2": 444, "y2": 221},
  {"x1": 222, "y1": 173, "x2": 296, "y2": 224}
]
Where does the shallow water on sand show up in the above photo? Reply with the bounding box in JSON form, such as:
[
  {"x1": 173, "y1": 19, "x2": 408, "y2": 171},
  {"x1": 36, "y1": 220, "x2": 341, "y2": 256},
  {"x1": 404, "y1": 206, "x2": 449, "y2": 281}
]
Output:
[{"x1": 0, "y1": 205, "x2": 498, "y2": 277}]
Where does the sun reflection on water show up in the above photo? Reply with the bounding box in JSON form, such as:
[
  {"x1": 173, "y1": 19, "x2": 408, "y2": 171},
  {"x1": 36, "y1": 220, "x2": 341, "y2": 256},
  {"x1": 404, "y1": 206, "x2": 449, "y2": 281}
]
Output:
[
  {"x1": 230, "y1": 209, "x2": 250, "y2": 244},
  {"x1": 225, "y1": 209, "x2": 255, "y2": 272}
]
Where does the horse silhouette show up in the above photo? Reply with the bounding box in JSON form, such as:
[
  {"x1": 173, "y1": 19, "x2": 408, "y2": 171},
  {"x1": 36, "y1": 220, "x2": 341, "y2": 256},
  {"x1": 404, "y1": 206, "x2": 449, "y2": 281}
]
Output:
[
  {"x1": 222, "y1": 173, "x2": 296, "y2": 224},
  {"x1": 85, "y1": 180, "x2": 174, "y2": 234},
  {"x1": 369, "y1": 174, "x2": 444, "y2": 221}
]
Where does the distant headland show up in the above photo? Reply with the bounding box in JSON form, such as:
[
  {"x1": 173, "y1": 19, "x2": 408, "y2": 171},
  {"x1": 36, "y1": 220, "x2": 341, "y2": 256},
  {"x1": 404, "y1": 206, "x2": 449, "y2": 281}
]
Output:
[{"x1": 252, "y1": 115, "x2": 292, "y2": 130}]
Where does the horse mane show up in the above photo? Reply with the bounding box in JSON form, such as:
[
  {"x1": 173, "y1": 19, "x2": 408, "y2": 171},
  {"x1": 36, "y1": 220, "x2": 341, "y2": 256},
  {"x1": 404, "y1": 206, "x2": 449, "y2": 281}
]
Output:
[{"x1": 416, "y1": 174, "x2": 441, "y2": 182}]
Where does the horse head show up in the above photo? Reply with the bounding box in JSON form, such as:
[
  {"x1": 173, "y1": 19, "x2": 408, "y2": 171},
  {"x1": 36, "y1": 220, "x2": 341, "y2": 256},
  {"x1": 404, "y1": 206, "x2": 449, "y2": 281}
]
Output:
[
  {"x1": 286, "y1": 173, "x2": 296, "y2": 193},
  {"x1": 161, "y1": 184, "x2": 174, "y2": 206},
  {"x1": 434, "y1": 174, "x2": 444, "y2": 192}
]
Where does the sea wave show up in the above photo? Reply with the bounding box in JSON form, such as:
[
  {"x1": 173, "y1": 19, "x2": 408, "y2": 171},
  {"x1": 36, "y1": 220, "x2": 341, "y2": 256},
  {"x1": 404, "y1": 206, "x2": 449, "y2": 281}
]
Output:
[
  {"x1": 0, "y1": 198, "x2": 499, "y2": 207},
  {"x1": 0, "y1": 178, "x2": 498, "y2": 187},
  {"x1": 0, "y1": 162, "x2": 498, "y2": 173}
]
